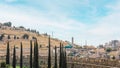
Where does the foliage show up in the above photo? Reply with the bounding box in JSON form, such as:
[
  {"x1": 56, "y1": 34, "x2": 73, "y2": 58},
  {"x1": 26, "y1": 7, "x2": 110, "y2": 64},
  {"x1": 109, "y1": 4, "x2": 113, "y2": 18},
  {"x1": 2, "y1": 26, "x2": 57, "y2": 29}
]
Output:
[
  {"x1": 59, "y1": 43, "x2": 67, "y2": 68},
  {"x1": 3, "y1": 39, "x2": 68, "y2": 68},
  {"x1": 3, "y1": 22, "x2": 12, "y2": 27},
  {"x1": 6, "y1": 41, "x2": 10, "y2": 65},
  {"x1": 54, "y1": 46, "x2": 57, "y2": 68},
  {"x1": 26, "y1": 28, "x2": 30, "y2": 32},
  {"x1": 59, "y1": 43, "x2": 62, "y2": 68},
  {"x1": 106, "y1": 48, "x2": 112, "y2": 53},
  {"x1": 0, "y1": 62, "x2": 6, "y2": 67},
  {"x1": 12, "y1": 46, "x2": 16, "y2": 68},
  {"x1": 33, "y1": 40, "x2": 39, "y2": 68},
  {"x1": 19, "y1": 26, "x2": 25, "y2": 29},
  {"x1": 30, "y1": 40, "x2": 32, "y2": 68},
  {"x1": 20, "y1": 42, "x2": 23, "y2": 68},
  {"x1": 48, "y1": 36, "x2": 51, "y2": 68},
  {"x1": 30, "y1": 30, "x2": 36, "y2": 33},
  {"x1": 64, "y1": 49, "x2": 67, "y2": 68}
]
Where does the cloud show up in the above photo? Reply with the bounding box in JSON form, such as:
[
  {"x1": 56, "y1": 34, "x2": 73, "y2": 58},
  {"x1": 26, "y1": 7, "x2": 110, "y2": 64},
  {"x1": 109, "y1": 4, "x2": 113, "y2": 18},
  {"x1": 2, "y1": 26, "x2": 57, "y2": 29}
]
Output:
[
  {"x1": 0, "y1": 3, "x2": 85, "y2": 32},
  {"x1": 4, "y1": 0, "x2": 17, "y2": 3},
  {"x1": 0, "y1": 0, "x2": 120, "y2": 46},
  {"x1": 89, "y1": 0, "x2": 120, "y2": 36},
  {"x1": 85, "y1": 0, "x2": 120, "y2": 45}
]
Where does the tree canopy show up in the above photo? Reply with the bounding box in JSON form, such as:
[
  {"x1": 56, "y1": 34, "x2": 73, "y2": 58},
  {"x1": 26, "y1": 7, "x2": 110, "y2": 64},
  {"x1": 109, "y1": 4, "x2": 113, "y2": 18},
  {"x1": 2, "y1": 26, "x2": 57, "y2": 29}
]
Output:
[{"x1": 3, "y1": 22, "x2": 12, "y2": 27}]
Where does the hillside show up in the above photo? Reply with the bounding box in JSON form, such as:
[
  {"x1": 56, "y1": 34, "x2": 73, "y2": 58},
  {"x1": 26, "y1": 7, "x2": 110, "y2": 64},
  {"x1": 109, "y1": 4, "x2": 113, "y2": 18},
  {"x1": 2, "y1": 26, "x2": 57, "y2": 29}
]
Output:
[
  {"x1": 0, "y1": 22, "x2": 69, "y2": 49},
  {"x1": 0, "y1": 22, "x2": 72, "y2": 57}
]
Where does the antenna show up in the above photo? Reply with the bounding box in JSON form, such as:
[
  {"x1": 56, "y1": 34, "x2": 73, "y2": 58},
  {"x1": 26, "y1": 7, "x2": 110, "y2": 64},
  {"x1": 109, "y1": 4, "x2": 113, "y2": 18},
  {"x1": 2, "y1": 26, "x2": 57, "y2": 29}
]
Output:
[{"x1": 52, "y1": 31, "x2": 53, "y2": 38}]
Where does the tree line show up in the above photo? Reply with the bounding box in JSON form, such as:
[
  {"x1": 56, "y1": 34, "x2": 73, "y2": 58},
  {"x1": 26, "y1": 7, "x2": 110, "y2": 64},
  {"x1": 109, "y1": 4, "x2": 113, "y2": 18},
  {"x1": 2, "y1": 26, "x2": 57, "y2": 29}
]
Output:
[{"x1": 3, "y1": 36, "x2": 67, "y2": 68}]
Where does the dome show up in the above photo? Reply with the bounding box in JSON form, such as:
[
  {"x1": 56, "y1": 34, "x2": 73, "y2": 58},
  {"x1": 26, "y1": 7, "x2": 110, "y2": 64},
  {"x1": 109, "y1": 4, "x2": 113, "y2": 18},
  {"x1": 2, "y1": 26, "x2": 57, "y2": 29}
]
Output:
[{"x1": 65, "y1": 44, "x2": 73, "y2": 48}]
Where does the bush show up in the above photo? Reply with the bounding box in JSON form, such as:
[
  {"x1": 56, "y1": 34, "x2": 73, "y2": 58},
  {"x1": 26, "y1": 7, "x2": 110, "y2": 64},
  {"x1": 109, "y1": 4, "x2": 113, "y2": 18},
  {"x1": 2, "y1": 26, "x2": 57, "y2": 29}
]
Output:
[
  {"x1": 106, "y1": 48, "x2": 112, "y2": 53},
  {"x1": 19, "y1": 26, "x2": 25, "y2": 28},
  {"x1": 0, "y1": 62, "x2": 6, "y2": 68},
  {"x1": 3, "y1": 22, "x2": 12, "y2": 27}
]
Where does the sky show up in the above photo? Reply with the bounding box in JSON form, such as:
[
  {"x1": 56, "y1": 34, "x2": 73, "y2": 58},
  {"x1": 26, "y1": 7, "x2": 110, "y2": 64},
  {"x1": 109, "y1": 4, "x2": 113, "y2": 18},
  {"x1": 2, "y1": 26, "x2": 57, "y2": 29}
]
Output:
[{"x1": 0, "y1": 0, "x2": 120, "y2": 46}]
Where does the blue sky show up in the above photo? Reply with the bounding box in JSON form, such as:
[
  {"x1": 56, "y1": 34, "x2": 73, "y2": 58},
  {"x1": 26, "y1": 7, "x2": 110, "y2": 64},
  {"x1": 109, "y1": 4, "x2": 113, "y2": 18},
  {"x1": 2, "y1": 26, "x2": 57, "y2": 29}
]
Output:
[{"x1": 0, "y1": 0, "x2": 120, "y2": 46}]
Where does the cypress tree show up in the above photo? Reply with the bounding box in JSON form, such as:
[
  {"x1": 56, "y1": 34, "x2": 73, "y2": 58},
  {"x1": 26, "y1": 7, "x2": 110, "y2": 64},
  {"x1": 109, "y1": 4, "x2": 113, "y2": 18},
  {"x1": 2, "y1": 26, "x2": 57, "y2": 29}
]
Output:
[
  {"x1": 33, "y1": 40, "x2": 39, "y2": 68},
  {"x1": 63, "y1": 48, "x2": 67, "y2": 68},
  {"x1": 61, "y1": 44, "x2": 64, "y2": 68},
  {"x1": 6, "y1": 41, "x2": 10, "y2": 65},
  {"x1": 59, "y1": 42, "x2": 62, "y2": 68},
  {"x1": 48, "y1": 36, "x2": 51, "y2": 68},
  {"x1": 30, "y1": 40, "x2": 33, "y2": 68},
  {"x1": 64, "y1": 49, "x2": 67, "y2": 68},
  {"x1": 20, "y1": 42, "x2": 23, "y2": 68},
  {"x1": 54, "y1": 46, "x2": 57, "y2": 68},
  {"x1": 12, "y1": 46, "x2": 16, "y2": 68},
  {"x1": 35, "y1": 40, "x2": 39, "y2": 68},
  {"x1": 33, "y1": 41, "x2": 36, "y2": 68}
]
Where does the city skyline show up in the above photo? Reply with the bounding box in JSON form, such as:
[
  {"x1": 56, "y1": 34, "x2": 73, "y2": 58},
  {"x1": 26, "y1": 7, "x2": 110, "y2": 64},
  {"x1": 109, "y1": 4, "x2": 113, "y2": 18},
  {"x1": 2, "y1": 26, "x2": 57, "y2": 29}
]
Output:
[{"x1": 0, "y1": 0, "x2": 120, "y2": 46}]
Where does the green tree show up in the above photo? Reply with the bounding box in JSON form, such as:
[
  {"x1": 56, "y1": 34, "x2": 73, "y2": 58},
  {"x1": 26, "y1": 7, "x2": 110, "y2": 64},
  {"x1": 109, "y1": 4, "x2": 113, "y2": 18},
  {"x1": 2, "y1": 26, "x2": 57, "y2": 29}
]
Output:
[
  {"x1": 59, "y1": 43, "x2": 62, "y2": 68},
  {"x1": 12, "y1": 46, "x2": 16, "y2": 68},
  {"x1": 59, "y1": 44, "x2": 66, "y2": 68},
  {"x1": 6, "y1": 42, "x2": 10, "y2": 65},
  {"x1": 63, "y1": 48, "x2": 67, "y2": 68},
  {"x1": 48, "y1": 36, "x2": 51, "y2": 68},
  {"x1": 106, "y1": 48, "x2": 112, "y2": 53},
  {"x1": 61, "y1": 44, "x2": 64, "y2": 68},
  {"x1": 30, "y1": 40, "x2": 33, "y2": 68},
  {"x1": 19, "y1": 26, "x2": 25, "y2": 28},
  {"x1": 0, "y1": 62, "x2": 6, "y2": 68},
  {"x1": 54, "y1": 46, "x2": 57, "y2": 68},
  {"x1": 3, "y1": 22, "x2": 12, "y2": 27},
  {"x1": 33, "y1": 40, "x2": 39, "y2": 68},
  {"x1": 20, "y1": 42, "x2": 23, "y2": 68}
]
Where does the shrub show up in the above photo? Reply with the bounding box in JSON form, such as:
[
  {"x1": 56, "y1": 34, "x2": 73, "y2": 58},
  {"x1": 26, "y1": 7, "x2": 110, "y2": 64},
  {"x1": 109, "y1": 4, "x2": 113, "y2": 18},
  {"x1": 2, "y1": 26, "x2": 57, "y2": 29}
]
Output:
[
  {"x1": 0, "y1": 62, "x2": 6, "y2": 68},
  {"x1": 3, "y1": 22, "x2": 12, "y2": 27}
]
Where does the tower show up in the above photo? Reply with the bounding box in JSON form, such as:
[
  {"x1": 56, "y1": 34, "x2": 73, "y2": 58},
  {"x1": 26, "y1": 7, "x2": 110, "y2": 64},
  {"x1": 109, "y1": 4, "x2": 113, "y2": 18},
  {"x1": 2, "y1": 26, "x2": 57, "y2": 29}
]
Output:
[{"x1": 72, "y1": 37, "x2": 74, "y2": 44}]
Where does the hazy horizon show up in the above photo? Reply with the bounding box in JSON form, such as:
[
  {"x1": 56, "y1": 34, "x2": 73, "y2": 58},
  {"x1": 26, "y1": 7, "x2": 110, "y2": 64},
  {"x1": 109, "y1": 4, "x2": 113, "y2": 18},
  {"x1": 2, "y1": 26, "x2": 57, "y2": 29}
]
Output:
[{"x1": 0, "y1": 0, "x2": 120, "y2": 46}]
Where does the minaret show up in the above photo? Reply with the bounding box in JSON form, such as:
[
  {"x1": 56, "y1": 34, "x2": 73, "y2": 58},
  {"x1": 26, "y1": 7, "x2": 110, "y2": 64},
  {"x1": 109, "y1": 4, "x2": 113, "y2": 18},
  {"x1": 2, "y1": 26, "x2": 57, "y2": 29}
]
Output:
[{"x1": 72, "y1": 37, "x2": 74, "y2": 45}]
